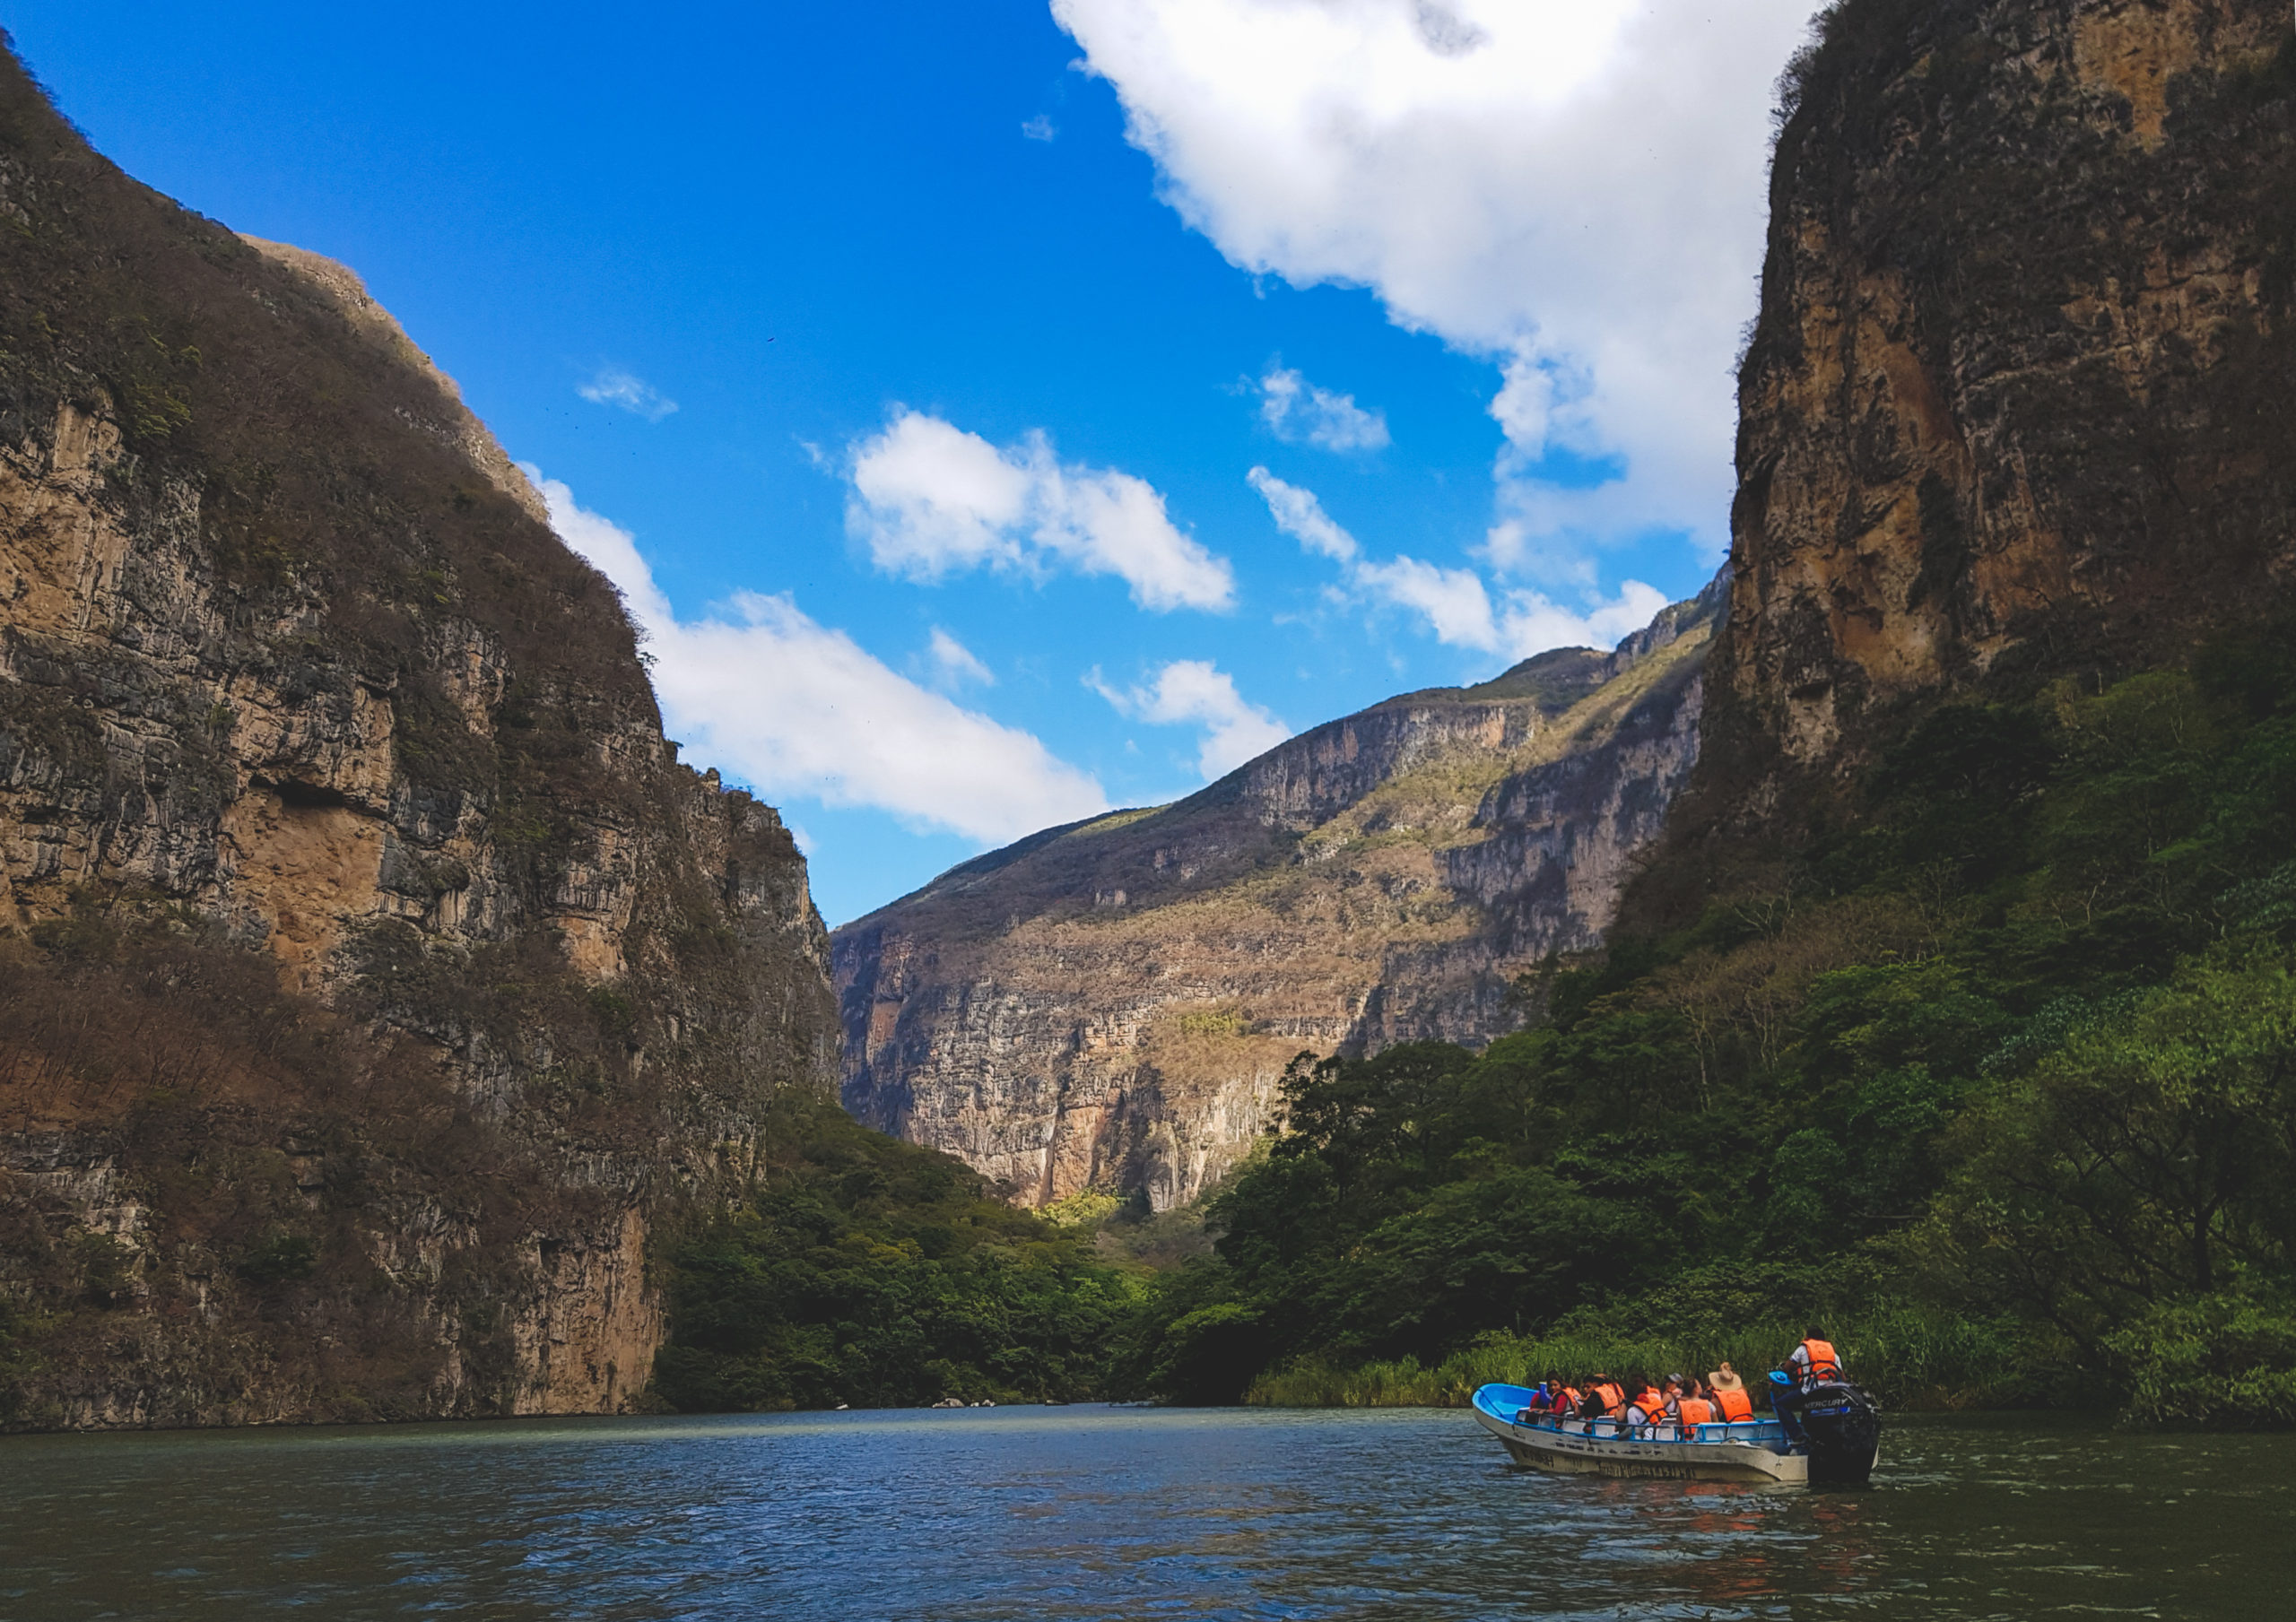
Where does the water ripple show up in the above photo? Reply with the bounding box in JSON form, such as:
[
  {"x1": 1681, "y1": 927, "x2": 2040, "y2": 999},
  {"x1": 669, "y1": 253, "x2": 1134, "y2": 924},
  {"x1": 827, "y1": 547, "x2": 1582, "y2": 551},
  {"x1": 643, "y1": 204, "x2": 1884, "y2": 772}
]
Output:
[{"x1": 1, "y1": 1408, "x2": 2289, "y2": 1621}]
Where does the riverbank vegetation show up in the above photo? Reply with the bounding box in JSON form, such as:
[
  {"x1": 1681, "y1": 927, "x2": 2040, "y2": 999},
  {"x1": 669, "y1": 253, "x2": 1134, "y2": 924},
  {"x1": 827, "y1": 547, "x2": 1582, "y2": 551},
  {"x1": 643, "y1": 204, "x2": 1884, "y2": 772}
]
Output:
[{"x1": 1109, "y1": 632, "x2": 2296, "y2": 1426}]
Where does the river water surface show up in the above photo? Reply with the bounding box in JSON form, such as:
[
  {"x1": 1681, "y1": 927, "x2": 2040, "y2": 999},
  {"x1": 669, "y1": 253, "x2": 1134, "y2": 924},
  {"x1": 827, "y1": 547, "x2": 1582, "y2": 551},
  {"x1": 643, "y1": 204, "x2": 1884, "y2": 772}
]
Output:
[{"x1": 1, "y1": 1407, "x2": 2288, "y2": 1620}]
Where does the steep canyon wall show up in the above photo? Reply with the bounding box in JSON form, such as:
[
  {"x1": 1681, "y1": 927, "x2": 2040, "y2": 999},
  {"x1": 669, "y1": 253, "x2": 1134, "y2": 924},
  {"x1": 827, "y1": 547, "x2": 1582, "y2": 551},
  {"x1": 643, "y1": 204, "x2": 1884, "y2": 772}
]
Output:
[
  {"x1": 0, "y1": 50, "x2": 838, "y2": 1428},
  {"x1": 1708, "y1": 0, "x2": 2295, "y2": 809}
]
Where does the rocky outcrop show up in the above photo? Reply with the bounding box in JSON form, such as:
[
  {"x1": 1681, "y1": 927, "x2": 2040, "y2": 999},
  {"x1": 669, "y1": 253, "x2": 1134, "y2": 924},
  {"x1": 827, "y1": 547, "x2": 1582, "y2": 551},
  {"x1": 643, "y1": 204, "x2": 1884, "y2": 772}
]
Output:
[
  {"x1": 1713, "y1": 0, "x2": 2296, "y2": 792},
  {"x1": 0, "y1": 49, "x2": 837, "y2": 1427},
  {"x1": 836, "y1": 585, "x2": 1718, "y2": 1210}
]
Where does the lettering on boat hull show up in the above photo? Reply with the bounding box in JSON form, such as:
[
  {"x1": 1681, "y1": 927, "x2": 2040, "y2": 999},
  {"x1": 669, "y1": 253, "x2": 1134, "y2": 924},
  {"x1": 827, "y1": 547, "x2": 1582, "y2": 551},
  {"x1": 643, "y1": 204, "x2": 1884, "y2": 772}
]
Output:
[{"x1": 1493, "y1": 1433, "x2": 1802, "y2": 1486}]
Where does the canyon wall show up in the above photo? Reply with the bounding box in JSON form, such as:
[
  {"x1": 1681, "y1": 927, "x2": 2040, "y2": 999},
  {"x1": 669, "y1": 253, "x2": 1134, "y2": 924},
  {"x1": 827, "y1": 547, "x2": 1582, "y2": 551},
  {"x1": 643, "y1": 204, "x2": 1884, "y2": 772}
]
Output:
[
  {"x1": 0, "y1": 48, "x2": 838, "y2": 1427},
  {"x1": 1710, "y1": 0, "x2": 2295, "y2": 800},
  {"x1": 836, "y1": 585, "x2": 1718, "y2": 1210}
]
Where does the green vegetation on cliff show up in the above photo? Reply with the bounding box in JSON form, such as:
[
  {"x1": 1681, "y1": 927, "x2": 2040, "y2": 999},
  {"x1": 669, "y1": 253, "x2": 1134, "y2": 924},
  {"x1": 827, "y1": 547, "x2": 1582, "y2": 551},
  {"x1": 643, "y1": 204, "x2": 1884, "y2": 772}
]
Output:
[
  {"x1": 1112, "y1": 628, "x2": 2296, "y2": 1425},
  {"x1": 652, "y1": 1097, "x2": 1133, "y2": 1410}
]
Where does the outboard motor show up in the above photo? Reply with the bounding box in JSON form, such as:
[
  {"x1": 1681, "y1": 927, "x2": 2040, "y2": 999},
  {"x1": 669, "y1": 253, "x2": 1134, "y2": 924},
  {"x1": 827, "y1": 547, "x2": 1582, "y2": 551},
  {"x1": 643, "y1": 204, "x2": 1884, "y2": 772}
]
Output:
[{"x1": 1796, "y1": 1381, "x2": 1883, "y2": 1488}]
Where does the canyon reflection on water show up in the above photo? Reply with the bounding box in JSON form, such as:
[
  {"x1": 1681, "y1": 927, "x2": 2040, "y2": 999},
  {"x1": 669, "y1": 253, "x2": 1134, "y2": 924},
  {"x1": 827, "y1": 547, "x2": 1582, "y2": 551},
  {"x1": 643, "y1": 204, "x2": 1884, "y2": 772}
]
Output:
[{"x1": 1, "y1": 1406, "x2": 2288, "y2": 1620}]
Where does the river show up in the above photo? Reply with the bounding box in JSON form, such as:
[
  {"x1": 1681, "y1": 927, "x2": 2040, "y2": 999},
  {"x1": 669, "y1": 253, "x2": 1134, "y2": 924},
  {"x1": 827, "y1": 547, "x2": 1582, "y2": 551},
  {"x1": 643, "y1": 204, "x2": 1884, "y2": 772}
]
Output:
[{"x1": 1, "y1": 1407, "x2": 2287, "y2": 1619}]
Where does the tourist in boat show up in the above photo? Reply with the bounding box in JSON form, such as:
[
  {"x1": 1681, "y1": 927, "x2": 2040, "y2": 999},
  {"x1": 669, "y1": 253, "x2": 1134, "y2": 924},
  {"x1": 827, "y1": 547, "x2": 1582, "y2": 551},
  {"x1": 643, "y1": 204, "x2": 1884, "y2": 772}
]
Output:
[
  {"x1": 1514, "y1": 1376, "x2": 1570, "y2": 1422},
  {"x1": 1545, "y1": 1375, "x2": 1580, "y2": 1423},
  {"x1": 1709, "y1": 1361, "x2": 1744, "y2": 1395},
  {"x1": 1676, "y1": 1379, "x2": 1717, "y2": 1433},
  {"x1": 1657, "y1": 1375, "x2": 1687, "y2": 1436},
  {"x1": 1625, "y1": 1382, "x2": 1668, "y2": 1433},
  {"x1": 1581, "y1": 1375, "x2": 1626, "y2": 1423}
]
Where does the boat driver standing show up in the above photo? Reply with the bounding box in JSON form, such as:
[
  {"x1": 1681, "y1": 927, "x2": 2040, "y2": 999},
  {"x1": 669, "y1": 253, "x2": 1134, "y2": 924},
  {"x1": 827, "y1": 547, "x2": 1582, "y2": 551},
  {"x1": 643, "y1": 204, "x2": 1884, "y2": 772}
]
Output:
[
  {"x1": 1788, "y1": 1327, "x2": 1843, "y2": 1391},
  {"x1": 1771, "y1": 1326, "x2": 1843, "y2": 1436}
]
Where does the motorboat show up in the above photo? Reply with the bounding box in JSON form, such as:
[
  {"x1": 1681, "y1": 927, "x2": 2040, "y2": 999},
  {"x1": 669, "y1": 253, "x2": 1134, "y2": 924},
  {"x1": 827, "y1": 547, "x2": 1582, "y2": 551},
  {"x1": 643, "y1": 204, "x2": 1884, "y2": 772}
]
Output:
[{"x1": 1470, "y1": 1382, "x2": 1881, "y2": 1486}]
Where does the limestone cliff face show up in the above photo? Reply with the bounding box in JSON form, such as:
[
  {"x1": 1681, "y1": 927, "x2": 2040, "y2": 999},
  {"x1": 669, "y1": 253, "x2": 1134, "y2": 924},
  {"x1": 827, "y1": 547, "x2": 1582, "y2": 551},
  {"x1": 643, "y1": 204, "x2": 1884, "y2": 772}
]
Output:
[
  {"x1": 1716, "y1": 0, "x2": 2296, "y2": 790},
  {"x1": 837, "y1": 585, "x2": 1718, "y2": 1210},
  {"x1": 0, "y1": 51, "x2": 837, "y2": 1427}
]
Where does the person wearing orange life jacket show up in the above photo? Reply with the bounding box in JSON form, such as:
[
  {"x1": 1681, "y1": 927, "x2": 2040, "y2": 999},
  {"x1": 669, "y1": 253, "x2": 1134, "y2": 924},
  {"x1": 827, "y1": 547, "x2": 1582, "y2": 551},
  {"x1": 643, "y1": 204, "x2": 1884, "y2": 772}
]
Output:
[
  {"x1": 1714, "y1": 1385, "x2": 1756, "y2": 1423},
  {"x1": 1581, "y1": 1376, "x2": 1626, "y2": 1423},
  {"x1": 1771, "y1": 1325, "x2": 1846, "y2": 1442},
  {"x1": 1657, "y1": 1374, "x2": 1688, "y2": 1436},
  {"x1": 1625, "y1": 1383, "x2": 1668, "y2": 1433},
  {"x1": 1547, "y1": 1375, "x2": 1583, "y2": 1425},
  {"x1": 1676, "y1": 1374, "x2": 1718, "y2": 1432},
  {"x1": 1788, "y1": 1326, "x2": 1844, "y2": 1392}
]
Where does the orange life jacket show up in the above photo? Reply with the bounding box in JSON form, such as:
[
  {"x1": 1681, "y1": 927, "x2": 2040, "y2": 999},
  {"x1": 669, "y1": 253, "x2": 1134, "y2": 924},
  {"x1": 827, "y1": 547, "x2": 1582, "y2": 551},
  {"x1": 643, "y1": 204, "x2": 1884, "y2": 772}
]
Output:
[
  {"x1": 1677, "y1": 1397, "x2": 1715, "y2": 1427},
  {"x1": 1590, "y1": 1382, "x2": 1625, "y2": 1417},
  {"x1": 1555, "y1": 1385, "x2": 1583, "y2": 1415},
  {"x1": 1717, "y1": 1388, "x2": 1754, "y2": 1423},
  {"x1": 1801, "y1": 1339, "x2": 1842, "y2": 1383},
  {"x1": 1629, "y1": 1387, "x2": 1665, "y2": 1426}
]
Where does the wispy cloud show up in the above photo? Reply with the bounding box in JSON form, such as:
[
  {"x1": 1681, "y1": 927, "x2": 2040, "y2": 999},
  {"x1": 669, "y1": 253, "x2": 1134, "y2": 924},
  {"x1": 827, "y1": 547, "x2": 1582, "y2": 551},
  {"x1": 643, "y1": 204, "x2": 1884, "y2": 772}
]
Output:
[
  {"x1": 529, "y1": 468, "x2": 1108, "y2": 845},
  {"x1": 577, "y1": 367, "x2": 678, "y2": 421},
  {"x1": 1249, "y1": 467, "x2": 1663, "y2": 658},
  {"x1": 1091, "y1": 659, "x2": 1291, "y2": 780},
  {"x1": 1246, "y1": 464, "x2": 1356, "y2": 561},
  {"x1": 1021, "y1": 114, "x2": 1059, "y2": 143},
  {"x1": 925, "y1": 626, "x2": 995, "y2": 689},
  {"x1": 1255, "y1": 364, "x2": 1389, "y2": 453},
  {"x1": 846, "y1": 409, "x2": 1235, "y2": 612}
]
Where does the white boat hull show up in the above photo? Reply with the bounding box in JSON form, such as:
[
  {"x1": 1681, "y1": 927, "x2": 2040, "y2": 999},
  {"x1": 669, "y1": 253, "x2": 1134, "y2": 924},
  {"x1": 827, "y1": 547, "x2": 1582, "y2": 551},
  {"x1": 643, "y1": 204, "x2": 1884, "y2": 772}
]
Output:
[{"x1": 1470, "y1": 1402, "x2": 1809, "y2": 1484}]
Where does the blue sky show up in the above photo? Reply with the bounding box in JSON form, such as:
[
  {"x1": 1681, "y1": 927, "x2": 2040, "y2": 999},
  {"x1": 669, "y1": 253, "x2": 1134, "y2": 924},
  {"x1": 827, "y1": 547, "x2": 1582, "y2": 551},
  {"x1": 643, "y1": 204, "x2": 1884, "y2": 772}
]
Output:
[{"x1": 10, "y1": 0, "x2": 1815, "y2": 925}]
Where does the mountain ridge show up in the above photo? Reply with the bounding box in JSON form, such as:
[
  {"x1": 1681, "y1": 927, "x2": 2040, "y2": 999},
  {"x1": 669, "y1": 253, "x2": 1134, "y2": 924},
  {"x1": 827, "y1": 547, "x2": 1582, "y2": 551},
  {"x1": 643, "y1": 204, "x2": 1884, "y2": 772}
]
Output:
[{"x1": 836, "y1": 576, "x2": 1723, "y2": 1209}]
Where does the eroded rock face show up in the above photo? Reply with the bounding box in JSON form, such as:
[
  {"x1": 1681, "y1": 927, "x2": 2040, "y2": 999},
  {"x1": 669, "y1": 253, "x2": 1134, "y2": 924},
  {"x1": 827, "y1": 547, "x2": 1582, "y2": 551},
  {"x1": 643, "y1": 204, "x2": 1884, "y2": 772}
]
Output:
[
  {"x1": 0, "y1": 53, "x2": 837, "y2": 1428},
  {"x1": 1717, "y1": 0, "x2": 2296, "y2": 784},
  {"x1": 837, "y1": 585, "x2": 1718, "y2": 1210}
]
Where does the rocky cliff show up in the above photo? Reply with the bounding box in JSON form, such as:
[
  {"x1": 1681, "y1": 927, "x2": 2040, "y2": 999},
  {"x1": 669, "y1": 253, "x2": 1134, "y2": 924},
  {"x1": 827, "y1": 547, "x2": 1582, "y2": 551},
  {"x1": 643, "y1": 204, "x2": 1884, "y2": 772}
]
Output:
[
  {"x1": 0, "y1": 47, "x2": 838, "y2": 1428},
  {"x1": 836, "y1": 584, "x2": 1718, "y2": 1210},
  {"x1": 1708, "y1": 0, "x2": 2295, "y2": 811}
]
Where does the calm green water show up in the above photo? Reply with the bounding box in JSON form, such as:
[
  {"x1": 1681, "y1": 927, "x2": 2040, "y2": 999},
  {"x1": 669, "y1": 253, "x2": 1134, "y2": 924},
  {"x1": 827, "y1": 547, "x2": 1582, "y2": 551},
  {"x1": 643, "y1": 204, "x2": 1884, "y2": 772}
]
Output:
[{"x1": 0, "y1": 1407, "x2": 2288, "y2": 1620}]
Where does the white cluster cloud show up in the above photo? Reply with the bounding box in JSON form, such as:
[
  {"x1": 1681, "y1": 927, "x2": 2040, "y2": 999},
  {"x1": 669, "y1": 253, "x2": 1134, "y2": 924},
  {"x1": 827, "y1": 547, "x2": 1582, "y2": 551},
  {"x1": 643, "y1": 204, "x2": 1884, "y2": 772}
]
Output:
[
  {"x1": 530, "y1": 470, "x2": 1109, "y2": 845},
  {"x1": 1021, "y1": 114, "x2": 1059, "y2": 142},
  {"x1": 577, "y1": 367, "x2": 678, "y2": 421},
  {"x1": 1092, "y1": 659, "x2": 1292, "y2": 780},
  {"x1": 846, "y1": 410, "x2": 1236, "y2": 612},
  {"x1": 1052, "y1": 0, "x2": 1815, "y2": 575},
  {"x1": 1256, "y1": 364, "x2": 1390, "y2": 452},
  {"x1": 1250, "y1": 466, "x2": 1664, "y2": 658}
]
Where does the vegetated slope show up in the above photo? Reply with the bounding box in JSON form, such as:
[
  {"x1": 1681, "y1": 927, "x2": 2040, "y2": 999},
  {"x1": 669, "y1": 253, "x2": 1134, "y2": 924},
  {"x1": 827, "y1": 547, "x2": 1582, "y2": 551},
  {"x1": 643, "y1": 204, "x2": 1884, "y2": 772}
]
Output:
[
  {"x1": 0, "y1": 40, "x2": 842, "y2": 1427},
  {"x1": 650, "y1": 1091, "x2": 1131, "y2": 1411},
  {"x1": 1114, "y1": 0, "x2": 2296, "y2": 1425},
  {"x1": 837, "y1": 582, "x2": 1718, "y2": 1210}
]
